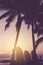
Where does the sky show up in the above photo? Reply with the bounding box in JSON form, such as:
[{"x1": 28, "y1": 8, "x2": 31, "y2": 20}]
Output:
[
  {"x1": 0, "y1": 11, "x2": 32, "y2": 54},
  {"x1": 0, "y1": 7, "x2": 43, "y2": 55}
]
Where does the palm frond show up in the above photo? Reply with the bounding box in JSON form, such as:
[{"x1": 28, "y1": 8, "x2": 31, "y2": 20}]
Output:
[
  {"x1": 5, "y1": 10, "x2": 16, "y2": 30},
  {"x1": 35, "y1": 37, "x2": 43, "y2": 50},
  {"x1": 0, "y1": 10, "x2": 12, "y2": 20},
  {"x1": 0, "y1": 0, "x2": 15, "y2": 10},
  {"x1": 16, "y1": 14, "x2": 22, "y2": 32},
  {"x1": 0, "y1": 0, "x2": 43, "y2": 36},
  {"x1": 37, "y1": 3, "x2": 43, "y2": 13},
  {"x1": 36, "y1": 13, "x2": 43, "y2": 36}
]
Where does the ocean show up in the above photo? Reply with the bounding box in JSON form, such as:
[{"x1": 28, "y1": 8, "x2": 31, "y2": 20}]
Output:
[
  {"x1": 0, "y1": 54, "x2": 43, "y2": 65},
  {"x1": 0, "y1": 54, "x2": 11, "y2": 65},
  {"x1": 0, "y1": 63, "x2": 10, "y2": 65}
]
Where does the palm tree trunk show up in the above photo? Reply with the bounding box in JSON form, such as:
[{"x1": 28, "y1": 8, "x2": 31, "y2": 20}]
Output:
[
  {"x1": 11, "y1": 31, "x2": 21, "y2": 61},
  {"x1": 32, "y1": 21, "x2": 37, "y2": 60},
  {"x1": 11, "y1": 14, "x2": 22, "y2": 61},
  {"x1": 11, "y1": 30, "x2": 21, "y2": 60},
  {"x1": 32, "y1": 22, "x2": 35, "y2": 51}
]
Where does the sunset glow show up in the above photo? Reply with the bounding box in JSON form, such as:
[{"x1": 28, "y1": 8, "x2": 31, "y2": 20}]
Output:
[{"x1": 0, "y1": 11, "x2": 43, "y2": 55}]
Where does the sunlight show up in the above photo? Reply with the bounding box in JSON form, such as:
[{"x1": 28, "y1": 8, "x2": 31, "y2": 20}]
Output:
[
  {"x1": 0, "y1": 51, "x2": 5, "y2": 54},
  {"x1": 16, "y1": 22, "x2": 33, "y2": 53},
  {"x1": 0, "y1": 17, "x2": 43, "y2": 55}
]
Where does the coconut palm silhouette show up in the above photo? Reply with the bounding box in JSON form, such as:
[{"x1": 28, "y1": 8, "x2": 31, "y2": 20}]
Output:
[
  {"x1": 0, "y1": 0, "x2": 43, "y2": 62},
  {"x1": 35, "y1": 37, "x2": 43, "y2": 50}
]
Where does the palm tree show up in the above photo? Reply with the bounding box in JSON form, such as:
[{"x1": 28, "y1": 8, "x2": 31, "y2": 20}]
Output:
[
  {"x1": 0, "y1": 0, "x2": 43, "y2": 60},
  {"x1": 35, "y1": 37, "x2": 43, "y2": 50}
]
